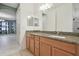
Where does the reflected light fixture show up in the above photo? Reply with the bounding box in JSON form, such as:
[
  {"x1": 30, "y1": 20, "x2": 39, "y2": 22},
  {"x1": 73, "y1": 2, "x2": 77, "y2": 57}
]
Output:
[
  {"x1": 40, "y1": 3, "x2": 53, "y2": 11},
  {"x1": 27, "y1": 16, "x2": 32, "y2": 19}
]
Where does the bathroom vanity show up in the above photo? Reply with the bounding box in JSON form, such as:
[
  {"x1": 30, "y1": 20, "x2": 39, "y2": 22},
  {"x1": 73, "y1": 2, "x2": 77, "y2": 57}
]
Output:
[{"x1": 26, "y1": 31, "x2": 79, "y2": 56}]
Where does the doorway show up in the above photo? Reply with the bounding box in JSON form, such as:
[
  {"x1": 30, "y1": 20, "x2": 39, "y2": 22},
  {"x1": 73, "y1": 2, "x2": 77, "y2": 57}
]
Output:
[
  {"x1": 0, "y1": 3, "x2": 20, "y2": 55},
  {"x1": 0, "y1": 19, "x2": 16, "y2": 34}
]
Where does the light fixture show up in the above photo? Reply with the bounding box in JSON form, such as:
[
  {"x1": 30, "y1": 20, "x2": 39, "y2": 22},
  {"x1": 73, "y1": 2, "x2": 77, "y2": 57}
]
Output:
[
  {"x1": 40, "y1": 3, "x2": 53, "y2": 11},
  {"x1": 27, "y1": 16, "x2": 32, "y2": 19}
]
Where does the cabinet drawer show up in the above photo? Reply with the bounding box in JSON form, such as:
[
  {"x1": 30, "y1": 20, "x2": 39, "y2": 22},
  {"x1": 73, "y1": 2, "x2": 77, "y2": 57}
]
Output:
[
  {"x1": 35, "y1": 35, "x2": 39, "y2": 41},
  {"x1": 35, "y1": 40, "x2": 39, "y2": 48},
  {"x1": 54, "y1": 47, "x2": 73, "y2": 56},
  {"x1": 53, "y1": 40, "x2": 76, "y2": 54},
  {"x1": 40, "y1": 37, "x2": 53, "y2": 45}
]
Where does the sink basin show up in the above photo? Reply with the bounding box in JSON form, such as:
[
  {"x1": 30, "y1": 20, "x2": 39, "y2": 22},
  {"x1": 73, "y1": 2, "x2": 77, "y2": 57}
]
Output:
[{"x1": 48, "y1": 35, "x2": 66, "y2": 39}]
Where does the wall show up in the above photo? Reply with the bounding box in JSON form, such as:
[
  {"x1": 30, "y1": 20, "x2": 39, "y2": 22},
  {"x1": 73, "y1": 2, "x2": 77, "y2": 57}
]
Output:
[
  {"x1": 42, "y1": 7, "x2": 56, "y2": 31},
  {"x1": 0, "y1": 7, "x2": 16, "y2": 20},
  {"x1": 16, "y1": 3, "x2": 43, "y2": 49},
  {"x1": 26, "y1": 3, "x2": 43, "y2": 31},
  {"x1": 73, "y1": 4, "x2": 79, "y2": 33},
  {"x1": 42, "y1": 3, "x2": 73, "y2": 32},
  {"x1": 16, "y1": 6, "x2": 21, "y2": 43},
  {"x1": 33, "y1": 3, "x2": 43, "y2": 31},
  {"x1": 20, "y1": 3, "x2": 34, "y2": 49}
]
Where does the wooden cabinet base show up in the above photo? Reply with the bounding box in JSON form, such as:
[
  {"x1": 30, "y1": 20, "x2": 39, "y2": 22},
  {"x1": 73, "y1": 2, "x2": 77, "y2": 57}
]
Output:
[
  {"x1": 35, "y1": 48, "x2": 39, "y2": 56},
  {"x1": 40, "y1": 42, "x2": 51, "y2": 56},
  {"x1": 26, "y1": 37, "x2": 30, "y2": 49},
  {"x1": 77, "y1": 45, "x2": 79, "y2": 56},
  {"x1": 53, "y1": 47, "x2": 74, "y2": 56},
  {"x1": 26, "y1": 33, "x2": 77, "y2": 56},
  {"x1": 30, "y1": 38, "x2": 34, "y2": 54}
]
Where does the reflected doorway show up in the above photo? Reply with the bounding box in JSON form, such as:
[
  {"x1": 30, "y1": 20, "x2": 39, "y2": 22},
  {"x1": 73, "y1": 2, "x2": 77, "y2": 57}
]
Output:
[{"x1": 0, "y1": 19, "x2": 16, "y2": 34}]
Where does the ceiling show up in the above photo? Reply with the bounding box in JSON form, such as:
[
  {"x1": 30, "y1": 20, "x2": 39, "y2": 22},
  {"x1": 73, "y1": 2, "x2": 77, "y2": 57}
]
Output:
[{"x1": 2, "y1": 3, "x2": 19, "y2": 8}]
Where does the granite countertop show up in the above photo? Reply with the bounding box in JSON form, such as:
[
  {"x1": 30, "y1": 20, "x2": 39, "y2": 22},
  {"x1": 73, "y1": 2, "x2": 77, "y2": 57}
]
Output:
[{"x1": 27, "y1": 32, "x2": 79, "y2": 44}]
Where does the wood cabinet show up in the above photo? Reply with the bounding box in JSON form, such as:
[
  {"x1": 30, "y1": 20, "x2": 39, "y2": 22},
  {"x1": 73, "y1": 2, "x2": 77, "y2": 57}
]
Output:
[
  {"x1": 26, "y1": 33, "x2": 31, "y2": 49},
  {"x1": 26, "y1": 36, "x2": 30, "y2": 49},
  {"x1": 26, "y1": 33, "x2": 77, "y2": 56},
  {"x1": 53, "y1": 40, "x2": 76, "y2": 55},
  {"x1": 40, "y1": 37, "x2": 52, "y2": 56},
  {"x1": 35, "y1": 47, "x2": 39, "y2": 56},
  {"x1": 29, "y1": 35, "x2": 35, "y2": 54},
  {"x1": 40, "y1": 41, "x2": 51, "y2": 56},
  {"x1": 76, "y1": 45, "x2": 79, "y2": 56},
  {"x1": 35, "y1": 35, "x2": 40, "y2": 56},
  {"x1": 53, "y1": 47, "x2": 73, "y2": 56}
]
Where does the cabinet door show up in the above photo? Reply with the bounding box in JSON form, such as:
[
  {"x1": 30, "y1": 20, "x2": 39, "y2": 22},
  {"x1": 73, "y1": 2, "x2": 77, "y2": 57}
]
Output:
[
  {"x1": 53, "y1": 47, "x2": 73, "y2": 56},
  {"x1": 56, "y1": 4, "x2": 73, "y2": 32},
  {"x1": 35, "y1": 39, "x2": 39, "y2": 56},
  {"x1": 77, "y1": 45, "x2": 79, "y2": 56},
  {"x1": 53, "y1": 40, "x2": 76, "y2": 54},
  {"x1": 26, "y1": 37, "x2": 30, "y2": 49},
  {"x1": 30, "y1": 38, "x2": 35, "y2": 54},
  {"x1": 40, "y1": 42, "x2": 51, "y2": 56},
  {"x1": 35, "y1": 48, "x2": 39, "y2": 56}
]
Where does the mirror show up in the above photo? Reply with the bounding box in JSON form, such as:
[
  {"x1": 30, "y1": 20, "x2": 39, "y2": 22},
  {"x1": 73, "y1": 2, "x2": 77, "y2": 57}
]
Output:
[
  {"x1": 41, "y1": 3, "x2": 79, "y2": 33},
  {"x1": 27, "y1": 16, "x2": 39, "y2": 27}
]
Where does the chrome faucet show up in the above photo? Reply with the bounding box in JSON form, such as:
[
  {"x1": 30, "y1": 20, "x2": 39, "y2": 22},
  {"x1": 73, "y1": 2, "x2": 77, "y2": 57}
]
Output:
[{"x1": 56, "y1": 31, "x2": 60, "y2": 35}]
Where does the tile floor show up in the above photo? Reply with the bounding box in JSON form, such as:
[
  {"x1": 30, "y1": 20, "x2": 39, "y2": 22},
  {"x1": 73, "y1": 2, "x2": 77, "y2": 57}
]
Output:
[
  {"x1": 9, "y1": 49, "x2": 33, "y2": 56},
  {"x1": 0, "y1": 34, "x2": 33, "y2": 56},
  {"x1": 0, "y1": 34, "x2": 19, "y2": 55}
]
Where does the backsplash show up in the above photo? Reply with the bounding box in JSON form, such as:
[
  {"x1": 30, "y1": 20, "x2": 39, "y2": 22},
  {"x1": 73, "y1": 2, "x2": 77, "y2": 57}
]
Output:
[{"x1": 26, "y1": 30, "x2": 79, "y2": 36}]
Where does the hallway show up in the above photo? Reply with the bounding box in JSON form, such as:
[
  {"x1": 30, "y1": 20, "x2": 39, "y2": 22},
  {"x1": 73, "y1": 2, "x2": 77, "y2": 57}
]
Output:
[{"x1": 0, "y1": 34, "x2": 20, "y2": 55}]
